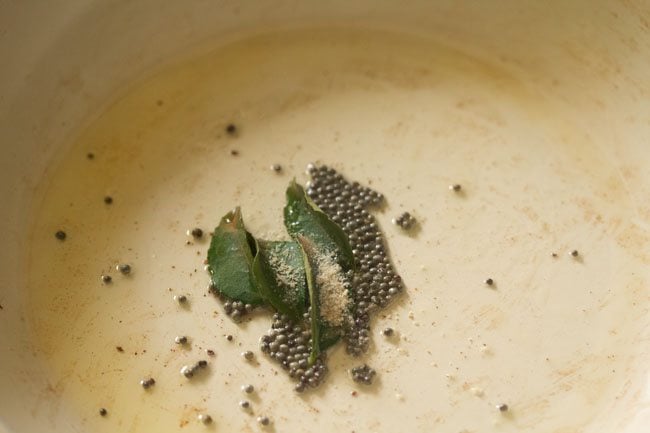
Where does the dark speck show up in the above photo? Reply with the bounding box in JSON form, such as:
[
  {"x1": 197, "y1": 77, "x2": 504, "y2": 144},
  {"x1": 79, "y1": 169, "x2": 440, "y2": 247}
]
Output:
[
  {"x1": 271, "y1": 164, "x2": 282, "y2": 173},
  {"x1": 226, "y1": 335, "x2": 233, "y2": 342},
  {"x1": 226, "y1": 124, "x2": 237, "y2": 135},
  {"x1": 101, "y1": 275, "x2": 112, "y2": 284},
  {"x1": 99, "y1": 408, "x2": 107, "y2": 417},
  {"x1": 104, "y1": 196, "x2": 113, "y2": 205},
  {"x1": 116, "y1": 346, "x2": 124, "y2": 352},
  {"x1": 484, "y1": 278, "x2": 494, "y2": 286},
  {"x1": 86, "y1": 152, "x2": 95, "y2": 160},
  {"x1": 190, "y1": 228, "x2": 203, "y2": 239},
  {"x1": 230, "y1": 149, "x2": 239, "y2": 156},
  {"x1": 570, "y1": 249, "x2": 579, "y2": 257},
  {"x1": 55, "y1": 230, "x2": 66, "y2": 241}
]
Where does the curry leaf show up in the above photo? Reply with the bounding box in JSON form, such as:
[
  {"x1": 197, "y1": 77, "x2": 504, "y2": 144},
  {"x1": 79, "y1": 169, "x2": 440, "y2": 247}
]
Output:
[
  {"x1": 284, "y1": 180, "x2": 355, "y2": 272},
  {"x1": 296, "y1": 235, "x2": 322, "y2": 364},
  {"x1": 207, "y1": 207, "x2": 265, "y2": 305},
  {"x1": 296, "y1": 235, "x2": 348, "y2": 364},
  {"x1": 285, "y1": 181, "x2": 355, "y2": 364},
  {"x1": 253, "y1": 240, "x2": 307, "y2": 321}
]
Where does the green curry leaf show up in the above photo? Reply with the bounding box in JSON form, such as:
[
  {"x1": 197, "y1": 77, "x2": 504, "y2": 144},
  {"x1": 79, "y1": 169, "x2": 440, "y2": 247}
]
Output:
[
  {"x1": 207, "y1": 207, "x2": 266, "y2": 305},
  {"x1": 284, "y1": 180, "x2": 355, "y2": 272},
  {"x1": 284, "y1": 181, "x2": 355, "y2": 364},
  {"x1": 253, "y1": 240, "x2": 307, "y2": 321},
  {"x1": 296, "y1": 235, "x2": 347, "y2": 364},
  {"x1": 296, "y1": 235, "x2": 322, "y2": 364}
]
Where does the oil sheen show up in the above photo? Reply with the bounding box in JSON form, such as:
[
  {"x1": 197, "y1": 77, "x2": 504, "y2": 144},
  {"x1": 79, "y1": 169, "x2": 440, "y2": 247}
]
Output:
[{"x1": 26, "y1": 28, "x2": 648, "y2": 433}]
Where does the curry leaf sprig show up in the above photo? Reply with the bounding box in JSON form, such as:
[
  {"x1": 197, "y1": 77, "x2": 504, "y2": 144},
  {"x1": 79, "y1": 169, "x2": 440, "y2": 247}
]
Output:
[{"x1": 207, "y1": 180, "x2": 354, "y2": 363}]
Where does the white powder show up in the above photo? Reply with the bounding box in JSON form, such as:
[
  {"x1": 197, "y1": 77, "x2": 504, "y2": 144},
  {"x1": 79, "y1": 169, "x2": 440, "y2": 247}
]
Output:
[
  {"x1": 268, "y1": 248, "x2": 301, "y2": 304},
  {"x1": 314, "y1": 250, "x2": 350, "y2": 327}
]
